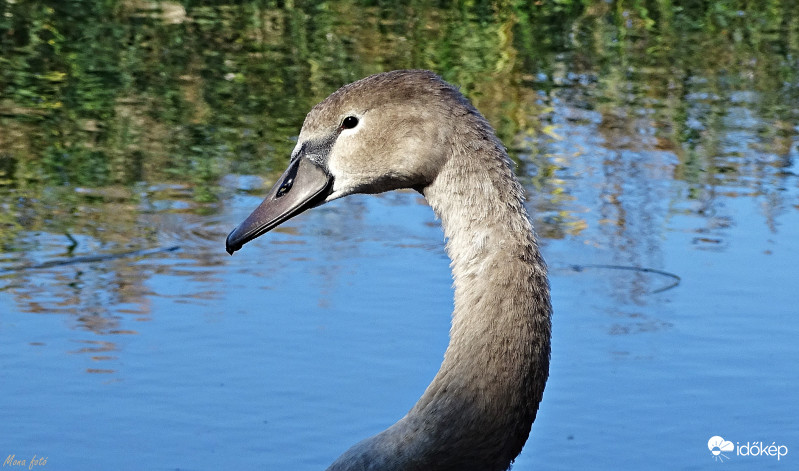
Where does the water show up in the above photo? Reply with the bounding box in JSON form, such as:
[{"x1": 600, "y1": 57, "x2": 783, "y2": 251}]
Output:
[{"x1": 2, "y1": 2, "x2": 798, "y2": 470}]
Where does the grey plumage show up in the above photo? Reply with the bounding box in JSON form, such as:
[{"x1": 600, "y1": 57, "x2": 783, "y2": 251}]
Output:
[{"x1": 227, "y1": 70, "x2": 552, "y2": 471}]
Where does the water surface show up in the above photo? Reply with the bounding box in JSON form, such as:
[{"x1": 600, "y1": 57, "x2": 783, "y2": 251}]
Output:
[{"x1": 1, "y1": 2, "x2": 798, "y2": 469}]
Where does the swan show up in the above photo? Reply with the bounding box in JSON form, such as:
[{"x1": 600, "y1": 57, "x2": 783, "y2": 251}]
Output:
[{"x1": 226, "y1": 70, "x2": 551, "y2": 471}]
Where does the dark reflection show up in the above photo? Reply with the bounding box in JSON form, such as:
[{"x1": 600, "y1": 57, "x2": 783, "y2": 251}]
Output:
[{"x1": 1, "y1": 0, "x2": 798, "y2": 364}]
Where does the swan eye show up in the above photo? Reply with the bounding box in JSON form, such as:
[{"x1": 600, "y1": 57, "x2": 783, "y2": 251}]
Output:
[{"x1": 341, "y1": 116, "x2": 359, "y2": 129}]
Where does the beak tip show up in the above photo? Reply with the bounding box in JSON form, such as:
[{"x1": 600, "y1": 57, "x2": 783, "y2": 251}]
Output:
[{"x1": 225, "y1": 233, "x2": 241, "y2": 255}]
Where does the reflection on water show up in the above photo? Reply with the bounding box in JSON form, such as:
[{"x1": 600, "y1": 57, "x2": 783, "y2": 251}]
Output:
[{"x1": 1, "y1": 1, "x2": 798, "y2": 470}]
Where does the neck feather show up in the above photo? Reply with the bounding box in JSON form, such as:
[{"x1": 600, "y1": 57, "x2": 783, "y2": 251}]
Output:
[
  {"x1": 327, "y1": 128, "x2": 551, "y2": 471},
  {"x1": 416, "y1": 136, "x2": 551, "y2": 469}
]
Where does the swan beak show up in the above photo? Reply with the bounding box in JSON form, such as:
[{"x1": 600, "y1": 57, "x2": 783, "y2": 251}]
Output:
[{"x1": 226, "y1": 157, "x2": 333, "y2": 254}]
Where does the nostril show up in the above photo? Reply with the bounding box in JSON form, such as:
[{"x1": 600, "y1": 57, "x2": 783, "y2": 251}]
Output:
[
  {"x1": 275, "y1": 158, "x2": 301, "y2": 198},
  {"x1": 276, "y1": 176, "x2": 293, "y2": 197}
]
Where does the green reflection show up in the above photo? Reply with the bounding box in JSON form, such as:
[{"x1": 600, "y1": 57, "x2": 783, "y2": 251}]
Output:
[{"x1": 0, "y1": 0, "x2": 797, "y2": 249}]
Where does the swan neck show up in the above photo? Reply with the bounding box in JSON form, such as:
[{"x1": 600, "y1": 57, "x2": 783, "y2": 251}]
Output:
[
  {"x1": 410, "y1": 140, "x2": 552, "y2": 469},
  {"x1": 327, "y1": 134, "x2": 552, "y2": 471}
]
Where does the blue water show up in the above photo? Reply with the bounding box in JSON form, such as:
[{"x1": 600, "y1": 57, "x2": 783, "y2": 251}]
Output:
[{"x1": 2, "y1": 110, "x2": 798, "y2": 470}]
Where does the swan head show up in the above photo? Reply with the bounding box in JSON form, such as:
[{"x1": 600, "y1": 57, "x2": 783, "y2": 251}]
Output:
[{"x1": 226, "y1": 70, "x2": 470, "y2": 254}]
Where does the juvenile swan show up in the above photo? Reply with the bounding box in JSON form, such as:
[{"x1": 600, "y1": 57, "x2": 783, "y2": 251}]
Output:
[{"x1": 226, "y1": 70, "x2": 551, "y2": 471}]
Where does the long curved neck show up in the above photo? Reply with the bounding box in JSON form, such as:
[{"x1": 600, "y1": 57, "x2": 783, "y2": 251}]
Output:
[{"x1": 327, "y1": 127, "x2": 551, "y2": 471}]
